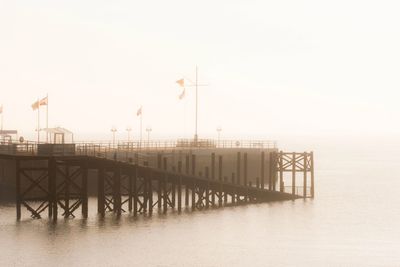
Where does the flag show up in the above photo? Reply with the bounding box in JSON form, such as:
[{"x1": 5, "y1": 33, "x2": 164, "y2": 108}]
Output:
[
  {"x1": 176, "y1": 79, "x2": 185, "y2": 87},
  {"x1": 0, "y1": 105, "x2": 2, "y2": 114},
  {"x1": 179, "y1": 88, "x2": 185, "y2": 100},
  {"x1": 39, "y1": 96, "x2": 48, "y2": 106},
  {"x1": 31, "y1": 100, "x2": 40, "y2": 111},
  {"x1": 137, "y1": 106, "x2": 142, "y2": 116}
]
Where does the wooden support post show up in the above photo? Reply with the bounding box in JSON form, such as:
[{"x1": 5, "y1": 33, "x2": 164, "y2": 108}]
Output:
[
  {"x1": 157, "y1": 153, "x2": 162, "y2": 169},
  {"x1": 261, "y1": 151, "x2": 265, "y2": 189},
  {"x1": 133, "y1": 164, "x2": 138, "y2": 216},
  {"x1": 268, "y1": 152, "x2": 273, "y2": 190},
  {"x1": 185, "y1": 155, "x2": 189, "y2": 206},
  {"x1": 310, "y1": 152, "x2": 315, "y2": 198},
  {"x1": 279, "y1": 151, "x2": 283, "y2": 192},
  {"x1": 191, "y1": 154, "x2": 196, "y2": 211},
  {"x1": 236, "y1": 152, "x2": 241, "y2": 185},
  {"x1": 163, "y1": 157, "x2": 168, "y2": 213},
  {"x1": 65, "y1": 163, "x2": 70, "y2": 218},
  {"x1": 178, "y1": 161, "x2": 182, "y2": 212},
  {"x1": 303, "y1": 152, "x2": 307, "y2": 198},
  {"x1": 128, "y1": 167, "x2": 133, "y2": 212},
  {"x1": 223, "y1": 176, "x2": 227, "y2": 204},
  {"x1": 256, "y1": 178, "x2": 260, "y2": 189},
  {"x1": 218, "y1": 155, "x2": 223, "y2": 207},
  {"x1": 48, "y1": 157, "x2": 57, "y2": 220},
  {"x1": 231, "y1": 173, "x2": 236, "y2": 204},
  {"x1": 292, "y1": 152, "x2": 296, "y2": 198},
  {"x1": 148, "y1": 168, "x2": 153, "y2": 214},
  {"x1": 16, "y1": 159, "x2": 21, "y2": 220},
  {"x1": 244, "y1": 153, "x2": 248, "y2": 187},
  {"x1": 81, "y1": 160, "x2": 88, "y2": 218},
  {"x1": 171, "y1": 166, "x2": 176, "y2": 208},
  {"x1": 205, "y1": 167, "x2": 209, "y2": 209},
  {"x1": 211, "y1": 153, "x2": 215, "y2": 180},
  {"x1": 98, "y1": 167, "x2": 105, "y2": 217},
  {"x1": 114, "y1": 164, "x2": 121, "y2": 215}
]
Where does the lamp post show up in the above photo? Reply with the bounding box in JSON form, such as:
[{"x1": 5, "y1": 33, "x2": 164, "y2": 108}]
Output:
[
  {"x1": 111, "y1": 127, "x2": 117, "y2": 147},
  {"x1": 126, "y1": 127, "x2": 132, "y2": 142},
  {"x1": 216, "y1": 126, "x2": 222, "y2": 147},
  {"x1": 146, "y1": 127, "x2": 152, "y2": 145}
]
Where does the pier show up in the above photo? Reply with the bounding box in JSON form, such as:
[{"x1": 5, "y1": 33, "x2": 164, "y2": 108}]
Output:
[{"x1": 0, "y1": 140, "x2": 314, "y2": 220}]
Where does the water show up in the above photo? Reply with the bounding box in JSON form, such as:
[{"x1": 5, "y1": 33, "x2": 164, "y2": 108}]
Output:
[{"x1": 1, "y1": 136, "x2": 400, "y2": 266}]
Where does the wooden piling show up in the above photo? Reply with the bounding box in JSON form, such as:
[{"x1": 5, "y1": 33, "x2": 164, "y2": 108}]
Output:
[
  {"x1": 205, "y1": 167, "x2": 209, "y2": 209},
  {"x1": 133, "y1": 164, "x2": 138, "y2": 216},
  {"x1": 98, "y1": 167, "x2": 105, "y2": 216},
  {"x1": 178, "y1": 161, "x2": 182, "y2": 212},
  {"x1": 65, "y1": 163, "x2": 70, "y2": 218},
  {"x1": 310, "y1": 152, "x2": 315, "y2": 198},
  {"x1": 163, "y1": 157, "x2": 168, "y2": 213},
  {"x1": 148, "y1": 167, "x2": 153, "y2": 214},
  {"x1": 236, "y1": 152, "x2": 241, "y2": 185},
  {"x1": 81, "y1": 159, "x2": 88, "y2": 218},
  {"x1": 185, "y1": 155, "x2": 189, "y2": 206},
  {"x1": 191, "y1": 154, "x2": 196, "y2": 211},
  {"x1": 218, "y1": 155, "x2": 223, "y2": 207},
  {"x1": 49, "y1": 157, "x2": 57, "y2": 220},
  {"x1": 279, "y1": 151, "x2": 283, "y2": 192},
  {"x1": 16, "y1": 159, "x2": 21, "y2": 220},
  {"x1": 114, "y1": 163, "x2": 121, "y2": 215},
  {"x1": 303, "y1": 152, "x2": 307, "y2": 198},
  {"x1": 261, "y1": 151, "x2": 265, "y2": 189},
  {"x1": 244, "y1": 153, "x2": 248, "y2": 187},
  {"x1": 292, "y1": 152, "x2": 296, "y2": 198}
]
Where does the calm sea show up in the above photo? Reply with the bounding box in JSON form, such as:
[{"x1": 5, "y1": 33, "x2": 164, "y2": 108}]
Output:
[{"x1": 1, "y1": 136, "x2": 400, "y2": 266}]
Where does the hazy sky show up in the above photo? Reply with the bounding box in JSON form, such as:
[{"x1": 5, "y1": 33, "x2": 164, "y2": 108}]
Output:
[{"x1": 1, "y1": 0, "x2": 400, "y2": 140}]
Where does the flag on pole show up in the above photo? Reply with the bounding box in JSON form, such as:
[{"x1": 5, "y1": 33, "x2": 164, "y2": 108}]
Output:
[
  {"x1": 39, "y1": 96, "x2": 48, "y2": 106},
  {"x1": 176, "y1": 79, "x2": 185, "y2": 87},
  {"x1": 31, "y1": 100, "x2": 40, "y2": 110},
  {"x1": 137, "y1": 106, "x2": 142, "y2": 116},
  {"x1": 179, "y1": 88, "x2": 185, "y2": 100}
]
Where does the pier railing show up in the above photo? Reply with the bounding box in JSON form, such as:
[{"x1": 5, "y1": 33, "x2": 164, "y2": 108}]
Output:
[{"x1": 0, "y1": 139, "x2": 277, "y2": 157}]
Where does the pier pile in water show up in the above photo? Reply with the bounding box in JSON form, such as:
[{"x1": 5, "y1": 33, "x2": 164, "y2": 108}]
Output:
[{"x1": 0, "y1": 151, "x2": 314, "y2": 220}]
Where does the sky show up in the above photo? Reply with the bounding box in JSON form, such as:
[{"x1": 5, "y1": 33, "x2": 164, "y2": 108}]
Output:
[{"x1": 1, "y1": 0, "x2": 400, "y2": 141}]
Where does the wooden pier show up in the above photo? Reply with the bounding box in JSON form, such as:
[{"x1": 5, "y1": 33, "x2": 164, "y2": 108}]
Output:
[{"x1": 0, "y1": 149, "x2": 314, "y2": 220}]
